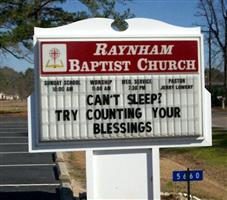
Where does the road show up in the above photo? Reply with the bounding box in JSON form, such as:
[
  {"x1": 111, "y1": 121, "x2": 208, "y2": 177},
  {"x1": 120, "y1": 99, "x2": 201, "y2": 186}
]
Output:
[
  {"x1": 212, "y1": 108, "x2": 227, "y2": 130},
  {"x1": 0, "y1": 114, "x2": 60, "y2": 200}
]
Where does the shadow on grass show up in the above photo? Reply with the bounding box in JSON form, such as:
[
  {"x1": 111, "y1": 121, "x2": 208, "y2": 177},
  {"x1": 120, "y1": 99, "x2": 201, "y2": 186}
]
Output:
[{"x1": 212, "y1": 133, "x2": 227, "y2": 147}]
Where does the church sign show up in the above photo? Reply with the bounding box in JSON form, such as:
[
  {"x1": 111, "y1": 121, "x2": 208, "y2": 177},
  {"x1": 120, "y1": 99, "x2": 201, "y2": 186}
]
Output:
[{"x1": 29, "y1": 18, "x2": 211, "y2": 151}]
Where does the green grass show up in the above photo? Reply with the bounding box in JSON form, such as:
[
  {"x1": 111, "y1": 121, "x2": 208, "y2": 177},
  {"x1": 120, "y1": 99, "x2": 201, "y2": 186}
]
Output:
[
  {"x1": 189, "y1": 147, "x2": 227, "y2": 167},
  {"x1": 162, "y1": 130, "x2": 227, "y2": 167},
  {"x1": 213, "y1": 132, "x2": 227, "y2": 146}
]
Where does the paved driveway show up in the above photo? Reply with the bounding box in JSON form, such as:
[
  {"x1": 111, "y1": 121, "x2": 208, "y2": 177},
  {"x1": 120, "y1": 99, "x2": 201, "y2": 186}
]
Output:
[{"x1": 0, "y1": 114, "x2": 60, "y2": 200}]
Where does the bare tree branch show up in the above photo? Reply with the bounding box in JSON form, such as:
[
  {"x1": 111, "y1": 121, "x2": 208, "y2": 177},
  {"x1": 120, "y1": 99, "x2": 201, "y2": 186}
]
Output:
[
  {"x1": 197, "y1": 0, "x2": 227, "y2": 88},
  {"x1": 221, "y1": 0, "x2": 227, "y2": 19},
  {"x1": 2, "y1": 46, "x2": 33, "y2": 63}
]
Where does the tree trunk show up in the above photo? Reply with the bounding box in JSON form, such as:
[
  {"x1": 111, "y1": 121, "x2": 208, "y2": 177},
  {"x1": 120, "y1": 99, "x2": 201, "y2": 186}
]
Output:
[
  {"x1": 223, "y1": 15, "x2": 227, "y2": 97},
  {"x1": 208, "y1": 29, "x2": 212, "y2": 91},
  {"x1": 224, "y1": 15, "x2": 227, "y2": 91},
  {"x1": 224, "y1": 51, "x2": 227, "y2": 99}
]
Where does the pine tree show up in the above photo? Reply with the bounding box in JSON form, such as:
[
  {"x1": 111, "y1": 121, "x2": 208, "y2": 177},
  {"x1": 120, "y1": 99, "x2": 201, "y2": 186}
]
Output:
[{"x1": 0, "y1": 0, "x2": 133, "y2": 62}]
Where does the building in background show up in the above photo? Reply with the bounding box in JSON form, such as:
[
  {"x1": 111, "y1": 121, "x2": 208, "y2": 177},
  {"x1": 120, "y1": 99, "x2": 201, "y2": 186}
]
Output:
[{"x1": 0, "y1": 92, "x2": 19, "y2": 100}]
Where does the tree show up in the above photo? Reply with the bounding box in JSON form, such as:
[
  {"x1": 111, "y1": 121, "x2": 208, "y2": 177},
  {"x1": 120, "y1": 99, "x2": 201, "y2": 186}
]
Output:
[
  {"x1": 0, "y1": 66, "x2": 19, "y2": 95},
  {"x1": 0, "y1": 0, "x2": 133, "y2": 62},
  {"x1": 0, "y1": 0, "x2": 86, "y2": 62},
  {"x1": 205, "y1": 67, "x2": 224, "y2": 85},
  {"x1": 197, "y1": 0, "x2": 227, "y2": 90},
  {"x1": 79, "y1": 0, "x2": 132, "y2": 30},
  {"x1": 0, "y1": 67, "x2": 34, "y2": 99},
  {"x1": 24, "y1": 68, "x2": 34, "y2": 97}
]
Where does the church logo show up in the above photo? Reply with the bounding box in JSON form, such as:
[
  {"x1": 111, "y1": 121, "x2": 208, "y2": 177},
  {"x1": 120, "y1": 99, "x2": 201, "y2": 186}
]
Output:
[{"x1": 42, "y1": 44, "x2": 67, "y2": 72}]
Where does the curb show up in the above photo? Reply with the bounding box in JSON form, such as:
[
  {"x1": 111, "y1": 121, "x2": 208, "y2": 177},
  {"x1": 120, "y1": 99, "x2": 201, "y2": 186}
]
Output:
[
  {"x1": 57, "y1": 162, "x2": 71, "y2": 182},
  {"x1": 55, "y1": 152, "x2": 74, "y2": 200},
  {"x1": 56, "y1": 152, "x2": 65, "y2": 162}
]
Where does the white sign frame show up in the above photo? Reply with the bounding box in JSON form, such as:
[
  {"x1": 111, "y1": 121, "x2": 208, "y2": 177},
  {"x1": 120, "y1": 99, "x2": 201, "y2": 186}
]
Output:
[{"x1": 29, "y1": 18, "x2": 211, "y2": 152}]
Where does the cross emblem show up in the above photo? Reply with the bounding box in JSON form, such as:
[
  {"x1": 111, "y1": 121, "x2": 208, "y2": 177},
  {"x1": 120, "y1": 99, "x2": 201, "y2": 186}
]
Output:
[
  {"x1": 44, "y1": 44, "x2": 66, "y2": 70},
  {"x1": 49, "y1": 48, "x2": 60, "y2": 66}
]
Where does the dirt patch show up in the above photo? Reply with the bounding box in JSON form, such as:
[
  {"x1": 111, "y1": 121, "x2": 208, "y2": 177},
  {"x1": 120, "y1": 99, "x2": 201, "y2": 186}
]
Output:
[
  {"x1": 63, "y1": 152, "x2": 86, "y2": 196},
  {"x1": 161, "y1": 155, "x2": 227, "y2": 200},
  {"x1": 0, "y1": 100, "x2": 27, "y2": 114}
]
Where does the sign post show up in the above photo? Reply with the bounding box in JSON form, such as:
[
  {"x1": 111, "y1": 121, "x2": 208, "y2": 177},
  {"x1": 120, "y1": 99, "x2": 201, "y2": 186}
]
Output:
[
  {"x1": 29, "y1": 18, "x2": 212, "y2": 199},
  {"x1": 187, "y1": 168, "x2": 191, "y2": 200},
  {"x1": 86, "y1": 148, "x2": 160, "y2": 199}
]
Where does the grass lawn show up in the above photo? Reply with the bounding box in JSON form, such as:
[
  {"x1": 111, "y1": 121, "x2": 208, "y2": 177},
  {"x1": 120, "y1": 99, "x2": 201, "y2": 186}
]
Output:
[
  {"x1": 162, "y1": 132, "x2": 227, "y2": 167},
  {"x1": 160, "y1": 130, "x2": 227, "y2": 200}
]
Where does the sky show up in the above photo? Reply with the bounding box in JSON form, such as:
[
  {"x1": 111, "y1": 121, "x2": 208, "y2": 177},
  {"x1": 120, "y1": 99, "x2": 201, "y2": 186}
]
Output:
[{"x1": 0, "y1": 0, "x2": 203, "y2": 72}]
